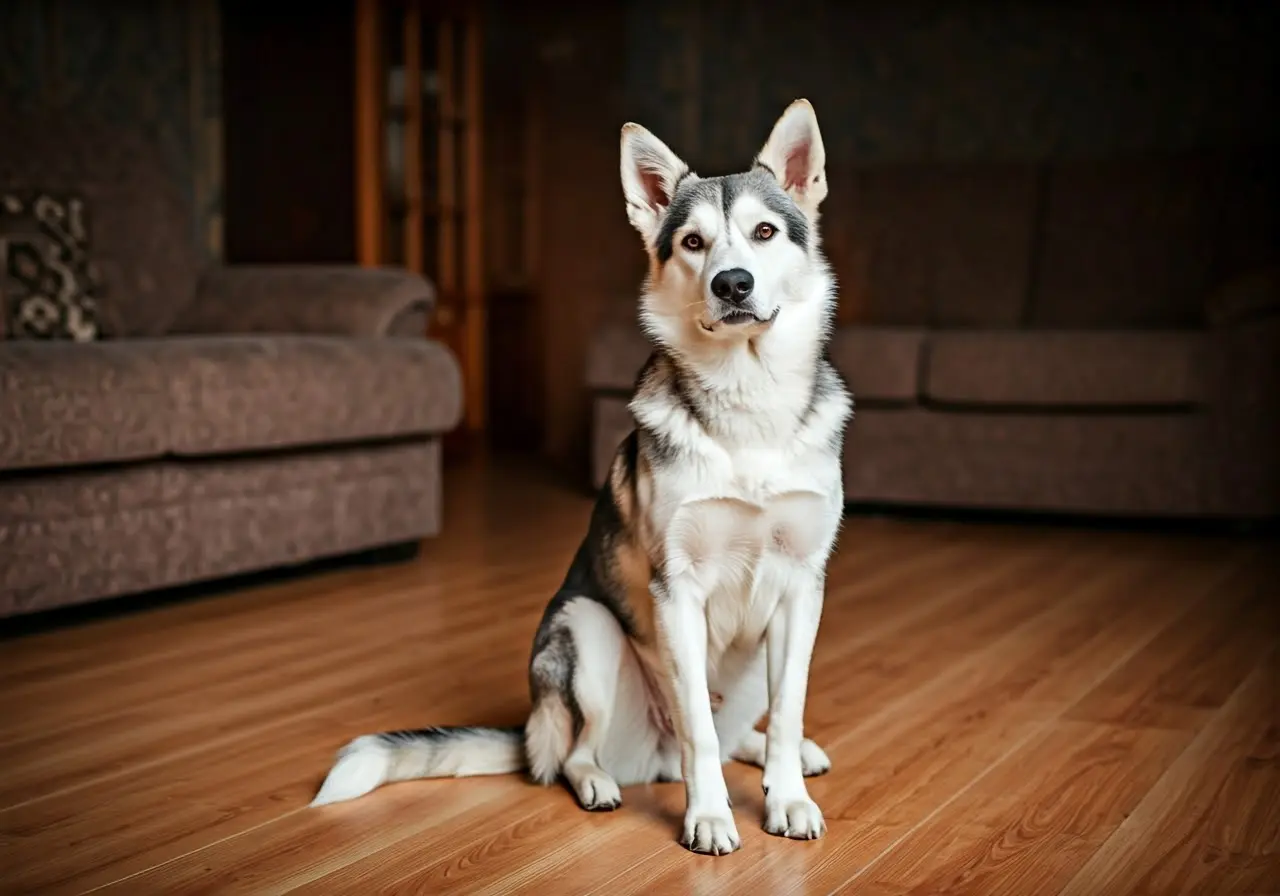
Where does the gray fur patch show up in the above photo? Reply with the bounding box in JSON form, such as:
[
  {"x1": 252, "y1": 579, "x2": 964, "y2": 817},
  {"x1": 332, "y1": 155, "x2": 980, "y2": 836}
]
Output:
[
  {"x1": 654, "y1": 170, "x2": 809, "y2": 263},
  {"x1": 528, "y1": 623, "x2": 584, "y2": 737},
  {"x1": 655, "y1": 178, "x2": 719, "y2": 262}
]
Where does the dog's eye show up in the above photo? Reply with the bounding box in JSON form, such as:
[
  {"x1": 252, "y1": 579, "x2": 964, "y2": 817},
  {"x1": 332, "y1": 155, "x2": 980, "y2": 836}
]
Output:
[
  {"x1": 754, "y1": 223, "x2": 776, "y2": 241},
  {"x1": 681, "y1": 233, "x2": 704, "y2": 252}
]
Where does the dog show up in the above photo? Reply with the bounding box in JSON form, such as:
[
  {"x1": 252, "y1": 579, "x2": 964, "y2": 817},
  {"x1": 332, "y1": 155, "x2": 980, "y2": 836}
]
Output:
[{"x1": 310, "y1": 98, "x2": 853, "y2": 857}]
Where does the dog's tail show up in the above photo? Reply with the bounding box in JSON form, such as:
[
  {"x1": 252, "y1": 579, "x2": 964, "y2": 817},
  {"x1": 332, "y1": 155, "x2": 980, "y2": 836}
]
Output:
[{"x1": 309, "y1": 725, "x2": 526, "y2": 807}]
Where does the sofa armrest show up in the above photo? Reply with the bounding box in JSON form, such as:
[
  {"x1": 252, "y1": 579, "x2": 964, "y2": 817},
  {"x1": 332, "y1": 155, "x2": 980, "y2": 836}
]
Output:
[
  {"x1": 1205, "y1": 267, "x2": 1280, "y2": 328},
  {"x1": 170, "y1": 265, "x2": 435, "y2": 338}
]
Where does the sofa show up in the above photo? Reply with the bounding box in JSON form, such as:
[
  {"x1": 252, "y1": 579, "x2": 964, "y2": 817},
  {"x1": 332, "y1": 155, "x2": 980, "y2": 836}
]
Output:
[
  {"x1": 588, "y1": 152, "x2": 1279, "y2": 520},
  {"x1": 0, "y1": 114, "x2": 462, "y2": 619}
]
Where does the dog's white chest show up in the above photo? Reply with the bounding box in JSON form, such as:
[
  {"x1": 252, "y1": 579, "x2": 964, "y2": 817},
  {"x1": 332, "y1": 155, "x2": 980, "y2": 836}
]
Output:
[
  {"x1": 664, "y1": 436, "x2": 838, "y2": 554},
  {"x1": 657, "y1": 443, "x2": 838, "y2": 653}
]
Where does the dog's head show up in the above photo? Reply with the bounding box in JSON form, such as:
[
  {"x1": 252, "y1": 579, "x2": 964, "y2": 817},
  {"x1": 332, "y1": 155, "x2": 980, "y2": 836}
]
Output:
[{"x1": 621, "y1": 99, "x2": 829, "y2": 347}]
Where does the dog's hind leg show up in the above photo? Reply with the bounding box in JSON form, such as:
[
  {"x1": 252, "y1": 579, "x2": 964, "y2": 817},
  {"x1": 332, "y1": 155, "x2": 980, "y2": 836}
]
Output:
[
  {"x1": 731, "y1": 729, "x2": 831, "y2": 777},
  {"x1": 716, "y1": 648, "x2": 829, "y2": 776},
  {"x1": 559, "y1": 598, "x2": 628, "y2": 811},
  {"x1": 528, "y1": 596, "x2": 638, "y2": 810}
]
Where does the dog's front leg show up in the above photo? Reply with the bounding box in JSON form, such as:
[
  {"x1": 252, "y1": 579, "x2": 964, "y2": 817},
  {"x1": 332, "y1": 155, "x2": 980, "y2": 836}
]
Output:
[
  {"x1": 762, "y1": 567, "x2": 826, "y2": 840},
  {"x1": 653, "y1": 579, "x2": 740, "y2": 856}
]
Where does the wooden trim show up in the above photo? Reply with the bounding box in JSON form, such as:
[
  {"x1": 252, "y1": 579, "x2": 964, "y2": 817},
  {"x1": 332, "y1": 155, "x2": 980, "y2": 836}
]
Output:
[
  {"x1": 353, "y1": 0, "x2": 384, "y2": 267},
  {"x1": 523, "y1": 76, "x2": 541, "y2": 289},
  {"x1": 462, "y1": 14, "x2": 485, "y2": 431},
  {"x1": 403, "y1": 0, "x2": 425, "y2": 274},
  {"x1": 435, "y1": 22, "x2": 457, "y2": 308}
]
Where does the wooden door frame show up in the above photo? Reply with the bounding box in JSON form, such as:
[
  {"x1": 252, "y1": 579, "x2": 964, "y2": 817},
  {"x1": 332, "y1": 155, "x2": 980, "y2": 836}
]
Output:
[
  {"x1": 354, "y1": 0, "x2": 384, "y2": 268},
  {"x1": 353, "y1": 0, "x2": 487, "y2": 440}
]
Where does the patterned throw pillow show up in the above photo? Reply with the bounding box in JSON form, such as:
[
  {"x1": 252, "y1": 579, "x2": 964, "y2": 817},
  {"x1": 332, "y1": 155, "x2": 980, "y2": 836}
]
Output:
[{"x1": 0, "y1": 190, "x2": 106, "y2": 341}]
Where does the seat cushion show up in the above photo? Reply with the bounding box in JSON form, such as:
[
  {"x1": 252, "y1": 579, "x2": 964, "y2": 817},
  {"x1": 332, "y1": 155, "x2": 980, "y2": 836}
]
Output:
[
  {"x1": 844, "y1": 407, "x2": 1208, "y2": 515},
  {"x1": 1, "y1": 440, "x2": 441, "y2": 616},
  {"x1": 0, "y1": 335, "x2": 462, "y2": 471},
  {"x1": 1032, "y1": 158, "x2": 1223, "y2": 329},
  {"x1": 0, "y1": 341, "x2": 174, "y2": 470},
  {"x1": 847, "y1": 163, "x2": 1039, "y2": 327},
  {"x1": 153, "y1": 336, "x2": 462, "y2": 456},
  {"x1": 924, "y1": 330, "x2": 1208, "y2": 408}
]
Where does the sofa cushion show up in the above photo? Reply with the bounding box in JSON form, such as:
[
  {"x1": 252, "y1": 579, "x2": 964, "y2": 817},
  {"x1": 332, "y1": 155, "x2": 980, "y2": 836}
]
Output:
[
  {"x1": 843, "y1": 407, "x2": 1207, "y2": 515},
  {"x1": 924, "y1": 330, "x2": 1208, "y2": 408},
  {"x1": 0, "y1": 341, "x2": 174, "y2": 470},
  {"x1": 840, "y1": 163, "x2": 1038, "y2": 327},
  {"x1": 0, "y1": 335, "x2": 462, "y2": 471},
  {"x1": 1031, "y1": 157, "x2": 1223, "y2": 329},
  {"x1": 1, "y1": 441, "x2": 441, "y2": 616},
  {"x1": 828, "y1": 327, "x2": 925, "y2": 403},
  {"x1": 153, "y1": 336, "x2": 462, "y2": 456}
]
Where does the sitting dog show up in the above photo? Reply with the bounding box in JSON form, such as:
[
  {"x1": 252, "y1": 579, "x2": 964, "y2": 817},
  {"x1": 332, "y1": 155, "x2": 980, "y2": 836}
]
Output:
[{"x1": 312, "y1": 98, "x2": 853, "y2": 856}]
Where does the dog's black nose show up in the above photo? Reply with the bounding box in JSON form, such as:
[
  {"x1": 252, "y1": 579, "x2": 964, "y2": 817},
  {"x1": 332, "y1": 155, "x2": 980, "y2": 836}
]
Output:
[{"x1": 711, "y1": 268, "x2": 755, "y2": 304}]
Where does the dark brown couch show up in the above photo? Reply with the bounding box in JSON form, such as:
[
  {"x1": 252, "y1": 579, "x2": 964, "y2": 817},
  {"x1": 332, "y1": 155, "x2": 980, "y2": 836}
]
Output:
[
  {"x1": 1, "y1": 115, "x2": 462, "y2": 618},
  {"x1": 588, "y1": 153, "x2": 1279, "y2": 520}
]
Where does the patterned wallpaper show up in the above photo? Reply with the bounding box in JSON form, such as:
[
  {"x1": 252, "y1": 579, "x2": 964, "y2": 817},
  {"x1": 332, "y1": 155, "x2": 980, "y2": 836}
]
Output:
[
  {"x1": 624, "y1": 0, "x2": 1279, "y2": 172},
  {"x1": 0, "y1": 0, "x2": 224, "y2": 259}
]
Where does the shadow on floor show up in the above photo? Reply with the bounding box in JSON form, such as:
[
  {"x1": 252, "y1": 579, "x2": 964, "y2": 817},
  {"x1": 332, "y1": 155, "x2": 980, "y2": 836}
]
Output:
[{"x1": 0, "y1": 540, "x2": 421, "y2": 643}]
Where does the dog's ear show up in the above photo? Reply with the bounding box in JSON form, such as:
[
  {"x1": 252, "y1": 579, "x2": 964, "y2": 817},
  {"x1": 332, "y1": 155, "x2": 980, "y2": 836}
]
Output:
[
  {"x1": 755, "y1": 99, "x2": 827, "y2": 216},
  {"x1": 620, "y1": 123, "x2": 689, "y2": 243}
]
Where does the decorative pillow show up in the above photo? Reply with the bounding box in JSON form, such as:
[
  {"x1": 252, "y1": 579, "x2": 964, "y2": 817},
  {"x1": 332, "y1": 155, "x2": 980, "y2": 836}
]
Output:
[{"x1": 0, "y1": 190, "x2": 106, "y2": 341}]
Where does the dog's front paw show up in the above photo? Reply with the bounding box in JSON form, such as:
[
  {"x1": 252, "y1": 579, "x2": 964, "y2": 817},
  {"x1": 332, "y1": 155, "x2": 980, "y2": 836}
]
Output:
[
  {"x1": 763, "y1": 794, "x2": 826, "y2": 840},
  {"x1": 681, "y1": 807, "x2": 741, "y2": 856}
]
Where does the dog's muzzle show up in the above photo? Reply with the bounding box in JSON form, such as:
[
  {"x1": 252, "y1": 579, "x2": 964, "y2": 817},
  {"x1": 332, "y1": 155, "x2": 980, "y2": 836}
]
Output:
[{"x1": 701, "y1": 306, "x2": 779, "y2": 332}]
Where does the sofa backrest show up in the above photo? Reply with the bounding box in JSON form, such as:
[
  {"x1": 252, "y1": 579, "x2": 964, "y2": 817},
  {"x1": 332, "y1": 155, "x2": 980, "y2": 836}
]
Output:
[
  {"x1": 1031, "y1": 156, "x2": 1221, "y2": 329},
  {"x1": 0, "y1": 110, "x2": 202, "y2": 337},
  {"x1": 822, "y1": 152, "x2": 1277, "y2": 331},
  {"x1": 824, "y1": 162, "x2": 1039, "y2": 328}
]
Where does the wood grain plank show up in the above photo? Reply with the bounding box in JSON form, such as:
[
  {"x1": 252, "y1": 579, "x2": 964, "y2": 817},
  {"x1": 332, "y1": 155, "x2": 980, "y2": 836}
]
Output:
[
  {"x1": 98, "y1": 524, "x2": 998, "y2": 893},
  {"x1": 0, "y1": 464, "x2": 1273, "y2": 895},
  {"x1": 1066, "y1": 564, "x2": 1277, "y2": 730},
  {"x1": 0, "y1": 673, "x2": 529, "y2": 894},
  {"x1": 88, "y1": 776, "x2": 530, "y2": 896},
  {"x1": 597, "y1": 539, "x2": 1217, "y2": 896},
  {"x1": 0, "y1": 591, "x2": 543, "y2": 808},
  {"x1": 834, "y1": 720, "x2": 1191, "y2": 896},
  {"x1": 1060, "y1": 650, "x2": 1280, "y2": 896}
]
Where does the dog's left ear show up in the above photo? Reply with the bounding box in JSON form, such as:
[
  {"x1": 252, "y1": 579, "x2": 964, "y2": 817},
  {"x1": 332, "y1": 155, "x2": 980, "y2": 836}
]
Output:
[{"x1": 755, "y1": 99, "x2": 827, "y2": 216}]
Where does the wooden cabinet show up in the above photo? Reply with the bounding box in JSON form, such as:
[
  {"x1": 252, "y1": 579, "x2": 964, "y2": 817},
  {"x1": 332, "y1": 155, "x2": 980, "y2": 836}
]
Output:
[
  {"x1": 355, "y1": 0, "x2": 487, "y2": 439},
  {"x1": 225, "y1": 1, "x2": 544, "y2": 456}
]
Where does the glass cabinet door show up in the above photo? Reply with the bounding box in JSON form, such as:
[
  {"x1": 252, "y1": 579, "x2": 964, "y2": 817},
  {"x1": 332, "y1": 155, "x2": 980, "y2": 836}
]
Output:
[{"x1": 356, "y1": 0, "x2": 486, "y2": 438}]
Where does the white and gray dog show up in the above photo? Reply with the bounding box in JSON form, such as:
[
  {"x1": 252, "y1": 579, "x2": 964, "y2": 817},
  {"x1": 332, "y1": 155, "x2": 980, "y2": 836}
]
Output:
[{"x1": 312, "y1": 99, "x2": 852, "y2": 856}]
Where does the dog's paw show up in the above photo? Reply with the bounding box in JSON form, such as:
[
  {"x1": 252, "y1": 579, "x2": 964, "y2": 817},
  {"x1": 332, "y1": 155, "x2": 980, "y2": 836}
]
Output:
[
  {"x1": 800, "y1": 739, "x2": 832, "y2": 777},
  {"x1": 574, "y1": 771, "x2": 622, "y2": 811},
  {"x1": 681, "y1": 808, "x2": 742, "y2": 856},
  {"x1": 763, "y1": 794, "x2": 826, "y2": 841}
]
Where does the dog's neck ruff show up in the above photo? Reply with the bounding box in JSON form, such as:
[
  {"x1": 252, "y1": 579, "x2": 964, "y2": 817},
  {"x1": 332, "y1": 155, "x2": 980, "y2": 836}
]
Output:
[{"x1": 658, "y1": 319, "x2": 828, "y2": 449}]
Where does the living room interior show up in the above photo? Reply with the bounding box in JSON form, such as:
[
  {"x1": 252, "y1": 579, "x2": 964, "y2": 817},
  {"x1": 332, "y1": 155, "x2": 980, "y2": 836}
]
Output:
[{"x1": 1, "y1": 0, "x2": 1277, "y2": 892}]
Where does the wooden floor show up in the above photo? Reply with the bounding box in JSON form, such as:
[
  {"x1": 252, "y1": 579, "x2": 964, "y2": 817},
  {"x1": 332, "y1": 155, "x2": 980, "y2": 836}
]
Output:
[{"x1": 1, "y1": 463, "x2": 1278, "y2": 895}]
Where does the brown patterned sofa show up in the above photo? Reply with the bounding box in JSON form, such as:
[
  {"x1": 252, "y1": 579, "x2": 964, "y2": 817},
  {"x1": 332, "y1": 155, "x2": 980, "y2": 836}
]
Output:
[
  {"x1": 0, "y1": 115, "x2": 462, "y2": 618},
  {"x1": 588, "y1": 152, "x2": 1280, "y2": 520}
]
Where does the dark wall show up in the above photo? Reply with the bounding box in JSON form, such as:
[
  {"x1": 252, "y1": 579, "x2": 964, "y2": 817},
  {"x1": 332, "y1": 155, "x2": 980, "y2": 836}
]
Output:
[
  {"x1": 624, "y1": 0, "x2": 1280, "y2": 172},
  {"x1": 0, "y1": 0, "x2": 223, "y2": 259},
  {"x1": 220, "y1": 0, "x2": 356, "y2": 264},
  {"x1": 522, "y1": 0, "x2": 1280, "y2": 472}
]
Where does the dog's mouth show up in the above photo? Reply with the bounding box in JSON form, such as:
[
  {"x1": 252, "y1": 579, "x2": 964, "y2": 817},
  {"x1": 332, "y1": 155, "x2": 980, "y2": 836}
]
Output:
[{"x1": 700, "y1": 308, "x2": 779, "y2": 332}]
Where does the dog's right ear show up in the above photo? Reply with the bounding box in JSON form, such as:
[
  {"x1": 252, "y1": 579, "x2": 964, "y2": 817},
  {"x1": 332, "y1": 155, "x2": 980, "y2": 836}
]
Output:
[{"x1": 620, "y1": 123, "x2": 689, "y2": 244}]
